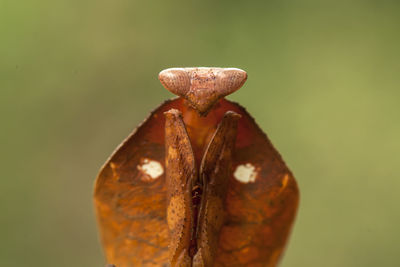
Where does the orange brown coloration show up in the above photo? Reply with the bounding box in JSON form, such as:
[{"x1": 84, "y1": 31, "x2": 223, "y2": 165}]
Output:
[
  {"x1": 193, "y1": 111, "x2": 240, "y2": 266},
  {"x1": 94, "y1": 67, "x2": 299, "y2": 267},
  {"x1": 164, "y1": 109, "x2": 196, "y2": 266}
]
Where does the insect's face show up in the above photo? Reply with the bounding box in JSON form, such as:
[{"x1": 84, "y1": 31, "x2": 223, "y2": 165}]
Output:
[{"x1": 159, "y1": 67, "x2": 247, "y2": 115}]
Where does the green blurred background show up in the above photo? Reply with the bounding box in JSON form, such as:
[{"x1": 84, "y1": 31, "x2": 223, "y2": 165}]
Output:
[{"x1": 1, "y1": 0, "x2": 399, "y2": 266}]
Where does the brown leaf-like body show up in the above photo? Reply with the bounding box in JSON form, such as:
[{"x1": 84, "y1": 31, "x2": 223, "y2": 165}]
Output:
[{"x1": 94, "y1": 97, "x2": 299, "y2": 266}]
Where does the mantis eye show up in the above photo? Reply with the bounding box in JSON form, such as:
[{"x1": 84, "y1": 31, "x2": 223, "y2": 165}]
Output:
[
  {"x1": 158, "y1": 68, "x2": 190, "y2": 97},
  {"x1": 215, "y1": 68, "x2": 248, "y2": 97}
]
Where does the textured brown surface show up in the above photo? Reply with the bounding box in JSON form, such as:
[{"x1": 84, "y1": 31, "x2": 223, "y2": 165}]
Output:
[
  {"x1": 94, "y1": 97, "x2": 299, "y2": 266},
  {"x1": 159, "y1": 68, "x2": 247, "y2": 115},
  {"x1": 164, "y1": 109, "x2": 240, "y2": 267},
  {"x1": 164, "y1": 109, "x2": 196, "y2": 267},
  {"x1": 193, "y1": 111, "x2": 240, "y2": 267}
]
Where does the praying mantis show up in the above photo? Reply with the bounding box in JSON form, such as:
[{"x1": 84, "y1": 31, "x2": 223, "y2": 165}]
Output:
[{"x1": 94, "y1": 67, "x2": 299, "y2": 267}]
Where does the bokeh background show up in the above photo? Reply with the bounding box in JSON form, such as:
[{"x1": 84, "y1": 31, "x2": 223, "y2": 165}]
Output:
[{"x1": 1, "y1": 0, "x2": 399, "y2": 266}]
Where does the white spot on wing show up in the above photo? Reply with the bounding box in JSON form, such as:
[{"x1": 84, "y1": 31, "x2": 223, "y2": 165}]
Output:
[
  {"x1": 137, "y1": 158, "x2": 164, "y2": 179},
  {"x1": 234, "y1": 163, "x2": 257, "y2": 183}
]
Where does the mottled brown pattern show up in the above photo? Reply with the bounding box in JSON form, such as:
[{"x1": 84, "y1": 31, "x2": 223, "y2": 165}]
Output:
[
  {"x1": 193, "y1": 111, "x2": 240, "y2": 266},
  {"x1": 94, "y1": 67, "x2": 299, "y2": 267},
  {"x1": 164, "y1": 109, "x2": 196, "y2": 267},
  {"x1": 159, "y1": 68, "x2": 247, "y2": 115}
]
